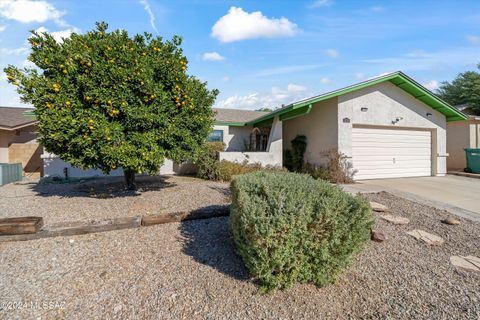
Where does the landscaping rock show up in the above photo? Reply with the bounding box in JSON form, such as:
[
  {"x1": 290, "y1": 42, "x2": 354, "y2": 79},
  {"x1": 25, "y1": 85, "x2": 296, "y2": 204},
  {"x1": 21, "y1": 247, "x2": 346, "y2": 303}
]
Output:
[
  {"x1": 406, "y1": 229, "x2": 444, "y2": 246},
  {"x1": 380, "y1": 214, "x2": 410, "y2": 225},
  {"x1": 450, "y1": 255, "x2": 480, "y2": 274},
  {"x1": 371, "y1": 229, "x2": 388, "y2": 242},
  {"x1": 442, "y1": 217, "x2": 460, "y2": 225},
  {"x1": 370, "y1": 201, "x2": 389, "y2": 212}
]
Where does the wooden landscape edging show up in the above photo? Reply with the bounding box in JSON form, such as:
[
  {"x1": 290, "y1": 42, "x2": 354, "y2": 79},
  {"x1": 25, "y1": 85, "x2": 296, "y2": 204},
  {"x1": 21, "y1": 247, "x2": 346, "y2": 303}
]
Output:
[{"x1": 0, "y1": 205, "x2": 230, "y2": 242}]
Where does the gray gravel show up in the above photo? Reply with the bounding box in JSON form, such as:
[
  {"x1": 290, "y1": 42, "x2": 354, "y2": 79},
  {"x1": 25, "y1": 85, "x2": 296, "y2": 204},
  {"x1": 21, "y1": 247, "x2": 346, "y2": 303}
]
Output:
[
  {"x1": 0, "y1": 175, "x2": 230, "y2": 226},
  {"x1": 1, "y1": 192, "x2": 479, "y2": 319}
]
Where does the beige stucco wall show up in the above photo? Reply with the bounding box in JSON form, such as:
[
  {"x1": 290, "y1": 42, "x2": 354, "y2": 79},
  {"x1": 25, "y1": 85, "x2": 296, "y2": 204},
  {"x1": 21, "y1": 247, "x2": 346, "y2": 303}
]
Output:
[
  {"x1": 337, "y1": 81, "x2": 448, "y2": 176},
  {"x1": 212, "y1": 125, "x2": 252, "y2": 151},
  {"x1": 0, "y1": 126, "x2": 37, "y2": 163},
  {"x1": 282, "y1": 97, "x2": 338, "y2": 165},
  {"x1": 447, "y1": 119, "x2": 480, "y2": 170}
]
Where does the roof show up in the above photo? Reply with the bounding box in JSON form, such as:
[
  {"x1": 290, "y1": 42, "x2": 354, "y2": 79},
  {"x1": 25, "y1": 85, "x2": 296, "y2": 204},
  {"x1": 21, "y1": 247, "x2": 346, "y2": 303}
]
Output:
[
  {"x1": 213, "y1": 108, "x2": 270, "y2": 124},
  {"x1": 221, "y1": 71, "x2": 468, "y2": 127},
  {"x1": 0, "y1": 107, "x2": 37, "y2": 130}
]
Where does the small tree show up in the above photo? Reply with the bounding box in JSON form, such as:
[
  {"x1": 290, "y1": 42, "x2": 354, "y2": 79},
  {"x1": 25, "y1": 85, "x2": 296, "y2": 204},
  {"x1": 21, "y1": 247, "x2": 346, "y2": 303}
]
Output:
[
  {"x1": 437, "y1": 65, "x2": 480, "y2": 115},
  {"x1": 5, "y1": 22, "x2": 218, "y2": 189}
]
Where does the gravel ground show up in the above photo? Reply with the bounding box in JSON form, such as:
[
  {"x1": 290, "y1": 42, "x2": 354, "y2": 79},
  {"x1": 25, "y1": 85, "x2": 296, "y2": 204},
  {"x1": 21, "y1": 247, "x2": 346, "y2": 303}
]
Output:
[
  {"x1": 0, "y1": 175, "x2": 230, "y2": 226},
  {"x1": 1, "y1": 192, "x2": 479, "y2": 319}
]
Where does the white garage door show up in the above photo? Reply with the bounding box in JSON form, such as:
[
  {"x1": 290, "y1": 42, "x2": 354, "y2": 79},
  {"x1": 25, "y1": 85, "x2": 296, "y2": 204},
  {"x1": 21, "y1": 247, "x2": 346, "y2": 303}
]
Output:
[{"x1": 352, "y1": 127, "x2": 432, "y2": 180}]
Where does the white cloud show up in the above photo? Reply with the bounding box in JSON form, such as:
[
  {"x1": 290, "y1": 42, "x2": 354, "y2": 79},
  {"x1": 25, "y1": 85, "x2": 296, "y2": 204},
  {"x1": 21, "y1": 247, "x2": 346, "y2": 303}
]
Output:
[
  {"x1": 320, "y1": 77, "x2": 331, "y2": 84},
  {"x1": 211, "y1": 7, "x2": 299, "y2": 43},
  {"x1": 0, "y1": 0, "x2": 64, "y2": 24},
  {"x1": 287, "y1": 83, "x2": 306, "y2": 92},
  {"x1": 139, "y1": 0, "x2": 158, "y2": 33},
  {"x1": 216, "y1": 84, "x2": 310, "y2": 110},
  {"x1": 0, "y1": 25, "x2": 6, "y2": 32},
  {"x1": 366, "y1": 72, "x2": 394, "y2": 80},
  {"x1": 325, "y1": 48, "x2": 339, "y2": 58},
  {"x1": 405, "y1": 49, "x2": 430, "y2": 58},
  {"x1": 0, "y1": 47, "x2": 29, "y2": 56},
  {"x1": 34, "y1": 26, "x2": 80, "y2": 43},
  {"x1": 202, "y1": 52, "x2": 225, "y2": 61},
  {"x1": 423, "y1": 80, "x2": 439, "y2": 91},
  {"x1": 310, "y1": 0, "x2": 333, "y2": 8},
  {"x1": 222, "y1": 76, "x2": 230, "y2": 82},
  {"x1": 256, "y1": 64, "x2": 325, "y2": 77},
  {"x1": 466, "y1": 35, "x2": 480, "y2": 45}
]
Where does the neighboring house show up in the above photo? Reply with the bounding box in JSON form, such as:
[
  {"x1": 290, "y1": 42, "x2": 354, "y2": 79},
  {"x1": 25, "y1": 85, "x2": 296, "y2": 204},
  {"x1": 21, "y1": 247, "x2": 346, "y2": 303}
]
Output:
[
  {"x1": 446, "y1": 104, "x2": 480, "y2": 170},
  {"x1": 214, "y1": 71, "x2": 467, "y2": 180},
  {"x1": 0, "y1": 107, "x2": 42, "y2": 178}
]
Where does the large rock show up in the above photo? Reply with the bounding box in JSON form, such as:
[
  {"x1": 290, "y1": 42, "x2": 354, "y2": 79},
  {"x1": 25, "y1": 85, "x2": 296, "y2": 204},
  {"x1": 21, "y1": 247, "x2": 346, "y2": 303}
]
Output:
[
  {"x1": 370, "y1": 201, "x2": 389, "y2": 212},
  {"x1": 371, "y1": 229, "x2": 388, "y2": 242},
  {"x1": 380, "y1": 214, "x2": 410, "y2": 225},
  {"x1": 406, "y1": 229, "x2": 444, "y2": 246},
  {"x1": 450, "y1": 255, "x2": 480, "y2": 274}
]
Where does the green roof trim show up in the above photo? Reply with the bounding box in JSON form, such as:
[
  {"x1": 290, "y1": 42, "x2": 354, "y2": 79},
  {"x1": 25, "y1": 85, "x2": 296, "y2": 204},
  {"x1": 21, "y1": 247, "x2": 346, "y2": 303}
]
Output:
[
  {"x1": 245, "y1": 71, "x2": 467, "y2": 125},
  {"x1": 214, "y1": 121, "x2": 247, "y2": 126}
]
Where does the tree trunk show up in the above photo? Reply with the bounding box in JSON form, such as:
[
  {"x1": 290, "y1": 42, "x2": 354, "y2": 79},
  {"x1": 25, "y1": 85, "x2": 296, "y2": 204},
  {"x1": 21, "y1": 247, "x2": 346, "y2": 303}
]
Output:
[{"x1": 124, "y1": 170, "x2": 137, "y2": 190}]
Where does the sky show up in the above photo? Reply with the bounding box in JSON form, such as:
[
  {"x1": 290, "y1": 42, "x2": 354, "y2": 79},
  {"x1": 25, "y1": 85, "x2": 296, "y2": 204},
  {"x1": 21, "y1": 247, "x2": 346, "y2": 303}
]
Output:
[{"x1": 1, "y1": 0, "x2": 480, "y2": 110}]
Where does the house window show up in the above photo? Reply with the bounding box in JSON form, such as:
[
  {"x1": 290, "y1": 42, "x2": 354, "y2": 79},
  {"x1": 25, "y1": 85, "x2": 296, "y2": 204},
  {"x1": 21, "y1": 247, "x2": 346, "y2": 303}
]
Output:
[{"x1": 207, "y1": 130, "x2": 224, "y2": 142}]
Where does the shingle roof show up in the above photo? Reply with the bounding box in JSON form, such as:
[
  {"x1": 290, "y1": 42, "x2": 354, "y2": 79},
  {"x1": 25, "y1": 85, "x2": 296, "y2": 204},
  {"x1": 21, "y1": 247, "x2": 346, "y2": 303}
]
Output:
[
  {"x1": 213, "y1": 108, "x2": 269, "y2": 123},
  {"x1": 0, "y1": 107, "x2": 37, "y2": 130}
]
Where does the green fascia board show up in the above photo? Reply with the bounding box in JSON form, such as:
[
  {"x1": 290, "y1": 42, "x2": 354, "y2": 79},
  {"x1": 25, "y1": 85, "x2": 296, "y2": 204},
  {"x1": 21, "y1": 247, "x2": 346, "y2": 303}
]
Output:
[
  {"x1": 245, "y1": 71, "x2": 467, "y2": 124},
  {"x1": 214, "y1": 121, "x2": 247, "y2": 127},
  {"x1": 253, "y1": 117, "x2": 274, "y2": 128},
  {"x1": 279, "y1": 104, "x2": 312, "y2": 122}
]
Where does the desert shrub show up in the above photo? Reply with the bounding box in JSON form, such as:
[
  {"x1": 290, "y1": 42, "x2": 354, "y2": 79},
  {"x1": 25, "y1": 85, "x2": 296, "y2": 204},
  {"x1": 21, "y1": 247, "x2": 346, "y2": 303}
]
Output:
[
  {"x1": 230, "y1": 171, "x2": 372, "y2": 293},
  {"x1": 193, "y1": 142, "x2": 225, "y2": 180},
  {"x1": 284, "y1": 135, "x2": 307, "y2": 171},
  {"x1": 216, "y1": 160, "x2": 286, "y2": 181},
  {"x1": 318, "y1": 149, "x2": 357, "y2": 184}
]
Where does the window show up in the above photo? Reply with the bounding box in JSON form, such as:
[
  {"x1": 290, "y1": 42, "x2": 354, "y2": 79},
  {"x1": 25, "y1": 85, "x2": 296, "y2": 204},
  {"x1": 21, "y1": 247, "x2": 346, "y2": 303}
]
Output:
[
  {"x1": 207, "y1": 130, "x2": 224, "y2": 142},
  {"x1": 250, "y1": 127, "x2": 270, "y2": 151}
]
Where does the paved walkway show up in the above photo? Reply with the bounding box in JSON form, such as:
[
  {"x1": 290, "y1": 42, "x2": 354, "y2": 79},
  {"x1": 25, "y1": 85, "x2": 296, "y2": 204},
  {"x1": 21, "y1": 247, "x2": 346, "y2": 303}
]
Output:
[{"x1": 342, "y1": 175, "x2": 480, "y2": 222}]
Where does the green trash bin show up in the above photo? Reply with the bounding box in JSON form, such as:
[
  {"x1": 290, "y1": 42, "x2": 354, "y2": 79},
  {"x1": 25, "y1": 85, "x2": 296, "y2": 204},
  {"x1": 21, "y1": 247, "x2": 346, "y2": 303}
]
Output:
[{"x1": 464, "y1": 148, "x2": 480, "y2": 173}]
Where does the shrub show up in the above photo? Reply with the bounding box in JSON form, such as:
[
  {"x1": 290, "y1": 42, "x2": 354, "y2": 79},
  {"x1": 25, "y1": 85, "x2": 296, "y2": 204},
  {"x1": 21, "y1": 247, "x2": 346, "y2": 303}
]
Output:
[
  {"x1": 193, "y1": 142, "x2": 225, "y2": 180},
  {"x1": 217, "y1": 160, "x2": 285, "y2": 181},
  {"x1": 318, "y1": 149, "x2": 357, "y2": 184},
  {"x1": 284, "y1": 135, "x2": 307, "y2": 171},
  {"x1": 230, "y1": 171, "x2": 373, "y2": 293}
]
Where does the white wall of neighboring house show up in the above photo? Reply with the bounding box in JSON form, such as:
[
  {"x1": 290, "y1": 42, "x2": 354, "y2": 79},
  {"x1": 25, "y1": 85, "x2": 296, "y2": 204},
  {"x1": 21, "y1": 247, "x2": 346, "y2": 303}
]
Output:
[{"x1": 447, "y1": 119, "x2": 480, "y2": 170}]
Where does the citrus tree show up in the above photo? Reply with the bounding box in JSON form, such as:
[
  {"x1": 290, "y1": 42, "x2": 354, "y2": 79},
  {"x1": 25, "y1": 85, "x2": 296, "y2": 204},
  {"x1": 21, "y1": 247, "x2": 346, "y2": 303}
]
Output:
[{"x1": 5, "y1": 22, "x2": 218, "y2": 189}]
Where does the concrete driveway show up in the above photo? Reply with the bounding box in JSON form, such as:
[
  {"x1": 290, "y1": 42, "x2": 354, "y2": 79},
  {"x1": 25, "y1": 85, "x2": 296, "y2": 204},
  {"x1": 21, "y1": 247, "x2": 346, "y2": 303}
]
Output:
[{"x1": 343, "y1": 175, "x2": 480, "y2": 221}]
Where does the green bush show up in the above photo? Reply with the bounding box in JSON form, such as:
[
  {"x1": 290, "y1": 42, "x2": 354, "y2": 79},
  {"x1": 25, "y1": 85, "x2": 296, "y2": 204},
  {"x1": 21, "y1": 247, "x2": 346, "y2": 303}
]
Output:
[
  {"x1": 230, "y1": 171, "x2": 373, "y2": 293},
  {"x1": 193, "y1": 142, "x2": 225, "y2": 180},
  {"x1": 216, "y1": 160, "x2": 286, "y2": 181}
]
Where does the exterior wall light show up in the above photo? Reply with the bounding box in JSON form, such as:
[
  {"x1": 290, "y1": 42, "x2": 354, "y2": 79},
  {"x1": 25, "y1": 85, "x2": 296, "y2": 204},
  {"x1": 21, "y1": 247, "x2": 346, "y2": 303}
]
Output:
[
  {"x1": 361, "y1": 107, "x2": 368, "y2": 112},
  {"x1": 426, "y1": 112, "x2": 432, "y2": 117}
]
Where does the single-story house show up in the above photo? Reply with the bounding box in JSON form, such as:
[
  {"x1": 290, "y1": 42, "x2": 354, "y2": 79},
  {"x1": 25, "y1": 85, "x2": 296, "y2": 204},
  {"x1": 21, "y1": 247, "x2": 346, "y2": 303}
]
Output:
[
  {"x1": 446, "y1": 104, "x2": 480, "y2": 170},
  {"x1": 0, "y1": 107, "x2": 42, "y2": 178},
  {"x1": 213, "y1": 71, "x2": 467, "y2": 180},
  {"x1": 41, "y1": 71, "x2": 468, "y2": 180}
]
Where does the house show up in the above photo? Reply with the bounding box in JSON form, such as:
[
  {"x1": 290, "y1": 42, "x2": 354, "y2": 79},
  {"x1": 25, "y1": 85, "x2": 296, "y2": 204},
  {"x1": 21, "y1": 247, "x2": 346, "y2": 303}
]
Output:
[
  {"x1": 41, "y1": 71, "x2": 467, "y2": 180},
  {"x1": 0, "y1": 107, "x2": 42, "y2": 178},
  {"x1": 446, "y1": 104, "x2": 480, "y2": 170},
  {"x1": 214, "y1": 71, "x2": 467, "y2": 180}
]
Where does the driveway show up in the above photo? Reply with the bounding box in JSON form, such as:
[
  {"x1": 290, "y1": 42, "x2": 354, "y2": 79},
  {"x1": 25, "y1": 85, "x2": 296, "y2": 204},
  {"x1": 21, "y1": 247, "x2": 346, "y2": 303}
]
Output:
[{"x1": 343, "y1": 175, "x2": 480, "y2": 221}]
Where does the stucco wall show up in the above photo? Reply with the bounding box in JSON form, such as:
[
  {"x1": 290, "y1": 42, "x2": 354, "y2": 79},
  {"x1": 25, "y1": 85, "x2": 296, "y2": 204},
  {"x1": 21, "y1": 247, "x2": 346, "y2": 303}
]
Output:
[
  {"x1": 42, "y1": 154, "x2": 177, "y2": 178},
  {"x1": 447, "y1": 120, "x2": 480, "y2": 170},
  {"x1": 282, "y1": 97, "x2": 338, "y2": 165},
  {"x1": 219, "y1": 116, "x2": 283, "y2": 167},
  {"x1": 0, "y1": 126, "x2": 37, "y2": 163},
  {"x1": 212, "y1": 125, "x2": 252, "y2": 151},
  {"x1": 337, "y1": 81, "x2": 448, "y2": 176}
]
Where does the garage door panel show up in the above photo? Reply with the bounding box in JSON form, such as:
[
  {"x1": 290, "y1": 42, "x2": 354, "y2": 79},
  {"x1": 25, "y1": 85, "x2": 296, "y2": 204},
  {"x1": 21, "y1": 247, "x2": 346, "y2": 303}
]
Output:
[{"x1": 352, "y1": 127, "x2": 432, "y2": 180}]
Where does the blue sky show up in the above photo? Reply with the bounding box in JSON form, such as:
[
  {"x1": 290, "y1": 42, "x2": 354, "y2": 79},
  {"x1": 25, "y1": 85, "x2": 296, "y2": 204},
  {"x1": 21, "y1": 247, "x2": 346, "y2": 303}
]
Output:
[{"x1": 1, "y1": 0, "x2": 480, "y2": 110}]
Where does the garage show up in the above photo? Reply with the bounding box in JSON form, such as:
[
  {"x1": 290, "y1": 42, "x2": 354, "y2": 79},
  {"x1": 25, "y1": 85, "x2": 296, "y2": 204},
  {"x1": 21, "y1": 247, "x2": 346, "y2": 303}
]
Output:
[{"x1": 352, "y1": 127, "x2": 432, "y2": 180}]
